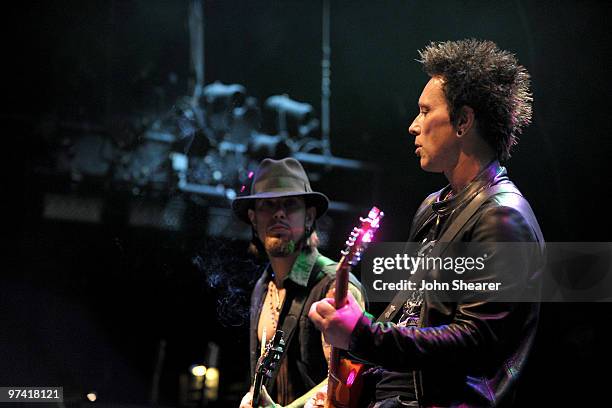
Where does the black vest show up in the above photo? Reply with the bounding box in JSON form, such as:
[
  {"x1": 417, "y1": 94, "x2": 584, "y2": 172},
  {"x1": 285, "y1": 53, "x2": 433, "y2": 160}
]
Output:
[{"x1": 249, "y1": 252, "x2": 363, "y2": 403}]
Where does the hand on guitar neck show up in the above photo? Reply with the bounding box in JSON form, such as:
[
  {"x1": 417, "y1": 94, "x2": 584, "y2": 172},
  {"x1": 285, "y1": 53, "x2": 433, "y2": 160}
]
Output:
[
  {"x1": 239, "y1": 385, "x2": 276, "y2": 408},
  {"x1": 309, "y1": 292, "x2": 363, "y2": 350},
  {"x1": 308, "y1": 294, "x2": 366, "y2": 408}
]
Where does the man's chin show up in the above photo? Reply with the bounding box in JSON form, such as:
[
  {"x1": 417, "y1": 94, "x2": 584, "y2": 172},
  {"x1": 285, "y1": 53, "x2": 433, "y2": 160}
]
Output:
[
  {"x1": 264, "y1": 236, "x2": 296, "y2": 257},
  {"x1": 420, "y1": 160, "x2": 443, "y2": 173}
]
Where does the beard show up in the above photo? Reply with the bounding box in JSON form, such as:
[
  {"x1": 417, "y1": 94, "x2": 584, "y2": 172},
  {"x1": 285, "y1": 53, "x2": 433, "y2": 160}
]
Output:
[{"x1": 264, "y1": 235, "x2": 298, "y2": 257}]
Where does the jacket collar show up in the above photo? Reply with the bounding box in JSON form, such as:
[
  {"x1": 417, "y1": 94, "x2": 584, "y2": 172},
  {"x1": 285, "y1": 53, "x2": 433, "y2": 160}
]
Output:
[
  {"x1": 264, "y1": 247, "x2": 321, "y2": 288},
  {"x1": 432, "y1": 160, "x2": 506, "y2": 216}
]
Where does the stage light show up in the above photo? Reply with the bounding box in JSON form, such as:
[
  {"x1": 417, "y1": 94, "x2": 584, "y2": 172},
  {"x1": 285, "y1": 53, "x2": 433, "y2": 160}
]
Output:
[
  {"x1": 204, "y1": 367, "x2": 219, "y2": 383},
  {"x1": 190, "y1": 364, "x2": 207, "y2": 377},
  {"x1": 204, "y1": 367, "x2": 219, "y2": 400},
  {"x1": 265, "y1": 95, "x2": 313, "y2": 122},
  {"x1": 201, "y1": 81, "x2": 247, "y2": 136},
  {"x1": 264, "y1": 95, "x2": 318, "y2": 139},
  {"x1": 86, "y1": 392, "x2": 97, "y2": 402},
  {"x1": 248, "y1": 133, "x2": 292, "y2": 160},
  {"x1": 201, "y1": 82, "x2": 246, "y2": 111}
]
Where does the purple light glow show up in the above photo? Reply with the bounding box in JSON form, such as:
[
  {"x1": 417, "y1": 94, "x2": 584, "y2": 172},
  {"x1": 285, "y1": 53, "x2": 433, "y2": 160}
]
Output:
[
  {"x1": 346, "y1": 369, "x2": 357, "y2": 386},
  {"x1": 368, "y1": 207, "x2": 380, "y2": 219}
]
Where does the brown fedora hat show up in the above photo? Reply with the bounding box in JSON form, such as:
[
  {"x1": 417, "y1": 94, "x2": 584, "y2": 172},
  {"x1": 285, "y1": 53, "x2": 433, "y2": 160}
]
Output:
[{"x1": 232, "y1": 158, "x2": 329, "y2": 224}]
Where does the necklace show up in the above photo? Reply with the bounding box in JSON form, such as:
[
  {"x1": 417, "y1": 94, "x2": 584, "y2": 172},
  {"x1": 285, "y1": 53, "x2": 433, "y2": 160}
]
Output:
[{"x1": 267, "y1": 280, "x2": 284, "y2": 330}]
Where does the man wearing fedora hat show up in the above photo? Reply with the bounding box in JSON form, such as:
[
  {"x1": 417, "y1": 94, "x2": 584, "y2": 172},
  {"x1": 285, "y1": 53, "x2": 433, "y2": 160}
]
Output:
[{"x1": 235, "y1": 158, "x2": 365, "y2": 408}]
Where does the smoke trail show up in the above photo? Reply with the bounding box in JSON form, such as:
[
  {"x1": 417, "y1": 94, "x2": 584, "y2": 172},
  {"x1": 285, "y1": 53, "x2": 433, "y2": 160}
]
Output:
[{"x1": 193, "y1": 239, "x2": 263, "y2": 327}]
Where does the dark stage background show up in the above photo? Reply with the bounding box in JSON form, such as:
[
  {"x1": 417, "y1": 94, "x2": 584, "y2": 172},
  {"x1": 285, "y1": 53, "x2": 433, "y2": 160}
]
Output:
[{"x1": 7, "y1": 1, "x2": 612, "y2": 406}]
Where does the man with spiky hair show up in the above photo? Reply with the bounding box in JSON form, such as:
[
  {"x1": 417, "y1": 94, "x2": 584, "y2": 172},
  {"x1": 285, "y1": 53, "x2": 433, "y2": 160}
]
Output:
[{"x1": 309, "y1": 39, "x2": 545, "y2": 407}]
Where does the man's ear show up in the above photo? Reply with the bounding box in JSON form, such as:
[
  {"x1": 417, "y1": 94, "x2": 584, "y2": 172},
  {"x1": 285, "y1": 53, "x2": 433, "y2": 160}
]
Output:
[
  {"x1": 456, "y1": 105, "x2": 475, "y2": 137},
  {"x1": 305, "y1": 207, "x2": 316, "y2": 227},
  {"x1": 247, "y1": 209, "x2": 256, "y2": 226}
]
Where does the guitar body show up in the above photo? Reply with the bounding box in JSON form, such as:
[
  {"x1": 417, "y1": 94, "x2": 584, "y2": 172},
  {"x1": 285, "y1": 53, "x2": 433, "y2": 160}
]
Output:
[{"x1": 325, "y1": 357, "x2": 365, "y2": 408}]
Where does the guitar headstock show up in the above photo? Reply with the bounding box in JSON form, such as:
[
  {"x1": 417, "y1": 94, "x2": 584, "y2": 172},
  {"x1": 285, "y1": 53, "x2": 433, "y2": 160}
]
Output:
[{"x1": 340, "y1": 206, "x2": 384, "y2": 267}]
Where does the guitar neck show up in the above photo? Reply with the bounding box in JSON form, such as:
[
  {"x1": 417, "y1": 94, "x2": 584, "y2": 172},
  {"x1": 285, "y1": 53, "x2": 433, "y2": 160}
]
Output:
[
  {"x1": 252, "y1": 374, "x2": 263, "y2": 406},
  {"x1": 334, "y1": 258, "x2": 350, "y2": 308},
  {"x1": 329, "y1": 260, "x2": 351, "y2": 376}
]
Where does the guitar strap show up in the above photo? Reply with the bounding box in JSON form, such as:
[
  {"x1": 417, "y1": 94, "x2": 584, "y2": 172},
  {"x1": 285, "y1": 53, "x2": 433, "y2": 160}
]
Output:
[
  {"x1": 376, "y1": 183, "x2": 522, "y2": 323},
  {"x1": 263, "y1": 259, "x2": 325, "y2": 391}
]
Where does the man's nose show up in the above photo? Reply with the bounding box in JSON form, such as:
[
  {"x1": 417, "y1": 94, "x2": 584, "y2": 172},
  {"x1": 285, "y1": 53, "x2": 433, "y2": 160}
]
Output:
[
  {"x1": 272, "y1": 205, "x2": 287, "y2": 219},
  {"x1": 408, "y1": 117, "x2": 420, "y2": 136}
]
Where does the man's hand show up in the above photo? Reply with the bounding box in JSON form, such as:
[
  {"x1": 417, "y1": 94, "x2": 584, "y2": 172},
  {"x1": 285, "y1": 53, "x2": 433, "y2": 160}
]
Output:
[
  {"x1": 304, "y1": 383, "x2": 327, "y2": 408},
  {"x1": 239, "y1": 390, "x2": 254, "y2": 408},
  {"x1": 308, "y1": 291, "x2": 363, "y2": 350},
  {"x1": 239, "y1": 386, "x2": 279, "y2": 408}
]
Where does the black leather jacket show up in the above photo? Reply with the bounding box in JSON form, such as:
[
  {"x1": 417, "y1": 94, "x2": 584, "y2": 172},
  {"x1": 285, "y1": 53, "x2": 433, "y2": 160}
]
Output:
[{"x1": 348, "y1": 161, "x2": 545, "y2": 407}]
